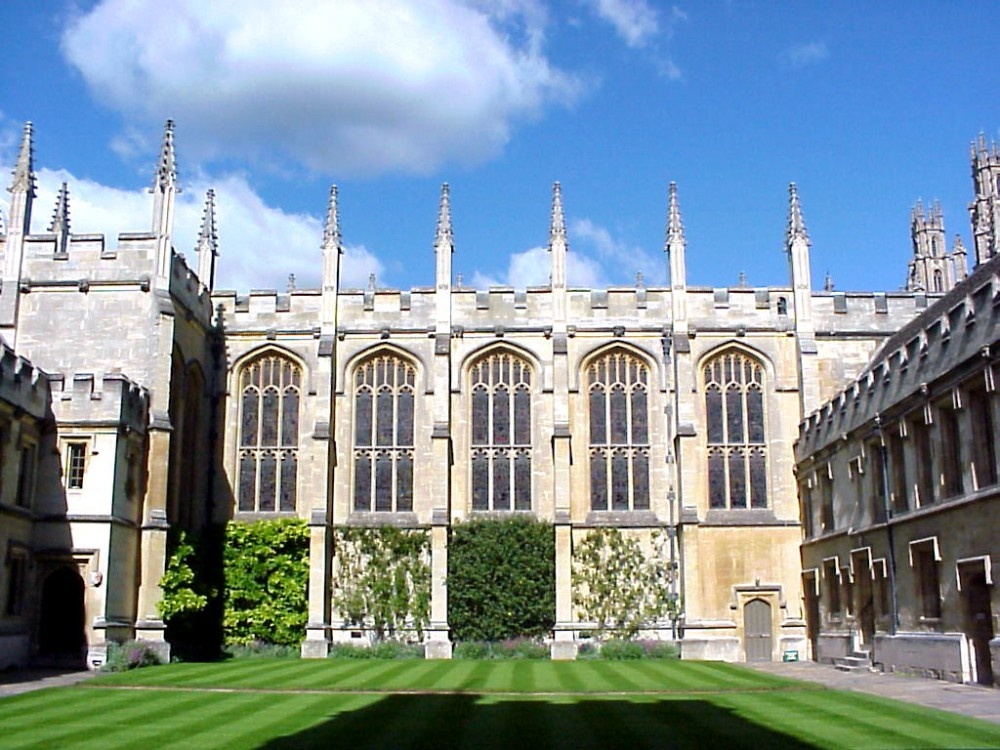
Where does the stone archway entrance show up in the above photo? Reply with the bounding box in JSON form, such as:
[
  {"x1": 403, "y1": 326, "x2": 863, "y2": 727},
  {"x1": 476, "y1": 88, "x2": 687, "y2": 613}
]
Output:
[
  {"x1": 38, "y1": 567, "x2": 86, "y2": 664},
  {"x1": 744, "y1": 598, "x2": 773, "y2": 662}
]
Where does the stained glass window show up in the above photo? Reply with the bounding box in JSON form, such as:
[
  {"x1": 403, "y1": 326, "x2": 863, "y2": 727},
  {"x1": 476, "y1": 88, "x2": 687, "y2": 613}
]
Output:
[
  {"x1": 588, "y1": 351, "x2": 651, "y2": 511},
  {"x1": 353, "y1": 353, "x2": 417, "y2": 512},
  {"x1": 237, "y1": 353, "x2": 302, "y2": 512},
  {"x1": 703, "y1": 350, "x2": 768, "y2": 509},
  {"x1": 469, "y1": 351, "x2": 533, "y2": 511}
]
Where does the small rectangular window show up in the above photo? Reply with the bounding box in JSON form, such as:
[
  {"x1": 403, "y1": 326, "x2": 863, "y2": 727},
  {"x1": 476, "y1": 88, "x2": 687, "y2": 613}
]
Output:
[
  {"x1": 5, "y1": 554, "x2": 26, "y2": 616},
  {"x1": 66, "y1": 442, "x2": 87, "y2": 490},
  {"x1": 16, "y1": 444, "x2": 36, "y2": 508}
]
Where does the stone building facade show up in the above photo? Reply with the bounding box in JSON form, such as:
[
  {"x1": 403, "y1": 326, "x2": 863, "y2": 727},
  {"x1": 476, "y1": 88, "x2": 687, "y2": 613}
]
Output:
[{"x1": 0, "y1": 121, "x2": 996, "y2": 668}]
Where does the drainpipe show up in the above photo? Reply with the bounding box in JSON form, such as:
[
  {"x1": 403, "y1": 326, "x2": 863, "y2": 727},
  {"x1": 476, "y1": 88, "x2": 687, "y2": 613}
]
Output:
[{"x1": 875, "y1": 415, "x2": 900, "y2": 638}]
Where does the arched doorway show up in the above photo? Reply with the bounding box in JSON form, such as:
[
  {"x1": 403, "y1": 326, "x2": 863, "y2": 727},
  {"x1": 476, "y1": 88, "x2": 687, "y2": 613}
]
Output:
[
  {"x1": 38, "y1": 567, "x2": 86, "y2": 663},
  {"x1": 744, "y1": 598, "x2": 772, "y2": 662}
]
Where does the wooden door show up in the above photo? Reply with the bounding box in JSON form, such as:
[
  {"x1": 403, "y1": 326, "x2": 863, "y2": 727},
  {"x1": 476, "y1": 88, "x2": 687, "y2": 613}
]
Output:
[{"x1": 744, "y1": 598, "x2": 772, "y2": 662}]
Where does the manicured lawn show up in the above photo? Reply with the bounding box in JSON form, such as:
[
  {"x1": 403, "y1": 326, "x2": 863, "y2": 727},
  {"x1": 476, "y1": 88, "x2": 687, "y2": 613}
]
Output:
[{"x1": 2, "y1": 660, "x2": 997, "y2": 749}]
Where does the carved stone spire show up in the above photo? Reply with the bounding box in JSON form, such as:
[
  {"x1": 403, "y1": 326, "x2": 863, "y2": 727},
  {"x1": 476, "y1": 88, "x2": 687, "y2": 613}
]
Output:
[
  {"x1": 322, "y1": 185, "x2": 342, "y2": 253},
  {"x1": 10, "y1": 122, "x2": 35, "y2": 196},
  {"x1": 434, "y1": 182, "x2": 453, "y2": 253},
  {"x1": 667, "y1": 181, "x2": 685, "y2": 248},
  {"x1": 549, "y1": 180, "x2": 567, "y2": 246},
  {"x1": 196, "y1": 189, "x2": 218, "y2": 290},
  {"x1": 786, "y1": 182, "x2": 810, "y2": 246},
  {"x1": 153, "y1": 119, "x2": 177, "y2": 192},
  {"x1": 50, "y1": 182, "x2": 71, "y2": 255}
]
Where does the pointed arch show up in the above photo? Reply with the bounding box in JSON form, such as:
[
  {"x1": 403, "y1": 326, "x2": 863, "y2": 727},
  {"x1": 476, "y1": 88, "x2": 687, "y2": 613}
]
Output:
[
  {"x1": 341, "y1": 342, "x2": 426, "y2": 394},
  {"x1": 584, "y1": 345, "x2": 652, "y2": 511},
  {"x1": 465, "y1": 345, "x2": 535, "y2": 511},
  {"x1": 351, "y1": 348, "x2": 418, "y2": 513},
  {"x1": 701, "y1": 345, "x2": 769, "y2": 510},
  {"x1": 235, "y1": 347, "x2": 303, "y2": 513}
]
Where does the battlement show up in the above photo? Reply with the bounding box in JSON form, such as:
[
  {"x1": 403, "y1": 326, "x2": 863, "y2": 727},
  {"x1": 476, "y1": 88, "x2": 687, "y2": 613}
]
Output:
[
  {"x1": 49, "y1": 371, "x2": 149, "y2": 432},
  {"x1": 797, "y1": 256, "x2": 1000, "y2": 458},
  {"x1": 169, "y1": 250, "x2": 215, "y2": 324},
  {"x1": 0, "y1": 342, "x2": 51, "y2": 419}
]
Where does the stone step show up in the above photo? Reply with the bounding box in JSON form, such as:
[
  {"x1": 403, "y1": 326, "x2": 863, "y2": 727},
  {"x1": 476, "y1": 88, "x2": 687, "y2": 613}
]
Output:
[{"x1": 834, "y1": 654, "x2": 872, "y2": 671}]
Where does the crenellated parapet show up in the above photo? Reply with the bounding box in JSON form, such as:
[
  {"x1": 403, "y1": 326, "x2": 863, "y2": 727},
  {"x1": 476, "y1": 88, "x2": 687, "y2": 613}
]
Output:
[
  {"x1": 0, "y1": 342, "x2": 51, "y2": 420},
  {"x1": 796, "y1": 253, "x2": 1000, "y2": 460},
  {"x1": 49, "y1": 371, "x2": 149, "y2": 434}
]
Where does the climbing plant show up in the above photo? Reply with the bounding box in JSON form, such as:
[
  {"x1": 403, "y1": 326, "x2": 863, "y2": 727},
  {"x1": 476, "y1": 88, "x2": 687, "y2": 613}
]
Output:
[
  {"x1": 572, "y1": 527, "x2": 679, "y2": 639},
  {"x1": 332, "y1": 527, "x2": 430, "y2": 641}
]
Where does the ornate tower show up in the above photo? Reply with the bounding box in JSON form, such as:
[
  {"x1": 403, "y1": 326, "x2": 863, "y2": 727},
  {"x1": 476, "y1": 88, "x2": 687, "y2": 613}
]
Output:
[
  {"x1": 0, "y1": 122, "x2": 36, "y2": 342},
  {"x1": 195, "y1": 189, "x2": 218, "y2": 292},
  {"x1": 969, "y1": 133, "x2": 1000, "y2": 265},
  {"x1": 906, "y1": 200, "x2": 964, "y2": 292}
]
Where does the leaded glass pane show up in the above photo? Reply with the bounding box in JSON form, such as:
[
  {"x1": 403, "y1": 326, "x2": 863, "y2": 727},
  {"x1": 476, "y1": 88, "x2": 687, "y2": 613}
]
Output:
[
  {"x1": 611, "y1": 451, "x2": 629, "y2": 510},
  {"x1": 750, "y1": 450, "x2": 767, "y2": 508},
  {"x1": 728, "y1": 450, "x2": 747, "y2": 508},
  {"x1": 590, "y1": 452, "x2": 607, "y2": 511},
  {"x1": 493, "y1": 387, "x2": 509, "y2": 445},
  {"x1": 355, "y1": 390, "x2": 372, "y2": 446},
  {"x1": 375, "y1": 453, "x2": 392, "y2": 511},
  {"x1": 610, "y1": 386, "x2": 628, "y2": 444},
  {"x1": 472, "y1": 389, "x2": 489, "y2": 445},
  {"x1": 747, "y1": 388, "x2": 764, "y2": 443},
  {"x1": 633, "y1": 452, "x2": 649, "y2": 510},
  {"x1": 493, "y1": 453, "x2": 511, "y2": 510},
  {"x1": 354, "y1": 454, "x2": 371, "y2": 511},
  {"x1": 397, "y1": 390, "x2": 414, "y2": 447},
  {"x1": 590, "y1": 389, "x2": 606, "y2": 445},
  {"x1": 472, "y1": 451, "x2": 489, "y2": 510},
  {"x1": 706, "y1": 388, "x2": 723, "y2": 444},
  {"x1": 259, "y1": 453, "x2": 276, "y2": 511},
  {"x1": 397, "y1": 454, "x2": 413, "y2": 512},
  {"x1": 376, "y1": 390, "x2": 393, "y2": 446},
  {"x1": 281, "y1": 388, "x2": 299, "y2": 447},
  {"x1": 238, "y1": 455, "x2": 256, "y2": 511},
  {"x1": 261, "y1": 389, "x2": 279, "y2": 446},
  {"x1": 514, "y1": 451, "x2": 531, "y2": 510},
  {"x1": 726, "y1": 386, "x2": 744, "y2": 443},
  {"x1": 241, "y1": 389, "x2": 259, "y2": 447},
  {"x1": 708, "y1": 450, "x2": 726, "y2": 508},
  {"x1": 631, "y1": 388, "x2": 647, "y2": 444},
  {"x1": 279, "y1": 454, "x2": 297, "y2": 511},
  {"x1": 514, "y1": 388, "x2": 530, "y2": 445}
]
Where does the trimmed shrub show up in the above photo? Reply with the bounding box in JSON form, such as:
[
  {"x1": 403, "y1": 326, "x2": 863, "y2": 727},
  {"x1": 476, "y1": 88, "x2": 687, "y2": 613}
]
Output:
[
  {"x1": 453, "y1": 638, "x2": 549, "y2": 660},
  {"x1": 224, "y1": 519, "x2": 309, "y2": 647},
  {"x1": 225, "y1": 641, "x2": 300, "y2": 659},
  {"x1": 448, "y1": 517, "x2": 555, "y2": 642},
  {"x1": 102, "y1": 640, "x2": 163, "y2": 672},
  {"x1": 159, "y1": 526, "x2": 225, "y2": 661},
  {"x1": 328, "y1": 641, "x2": 424, "y2": 660}
]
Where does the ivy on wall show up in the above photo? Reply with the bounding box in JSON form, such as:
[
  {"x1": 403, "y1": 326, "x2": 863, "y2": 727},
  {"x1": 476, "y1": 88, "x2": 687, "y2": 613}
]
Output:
[
  {"x1": 223, "y1": 519, "x2": 310, "y2": 646},
  {"x1": 447, "y1": 517, "x2": 555, "y2": 642},
  {"x1": 572, "y1": 527, "x2": 678, "y2": 639},
  {"x1": 332, "y1": 527, "x2": 431, "y2": 641}
]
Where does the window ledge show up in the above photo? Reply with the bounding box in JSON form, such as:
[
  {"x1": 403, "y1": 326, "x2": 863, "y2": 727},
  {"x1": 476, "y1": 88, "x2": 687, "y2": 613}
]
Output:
[
  {"x1": 702, "y1": 509, "x2": 795, "y2": 527},
  {"x1": 583, "y1": 510, "x2": 659, "y2": 527},
  {"x1": 345, "y1": 512, "x2": 421, "y2": 528}
]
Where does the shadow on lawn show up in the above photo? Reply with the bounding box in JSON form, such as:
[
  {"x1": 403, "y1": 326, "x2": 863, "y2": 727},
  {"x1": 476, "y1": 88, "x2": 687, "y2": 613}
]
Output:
[{"x1": 259, "y1": 693, "x2": 819, "y2": 750}]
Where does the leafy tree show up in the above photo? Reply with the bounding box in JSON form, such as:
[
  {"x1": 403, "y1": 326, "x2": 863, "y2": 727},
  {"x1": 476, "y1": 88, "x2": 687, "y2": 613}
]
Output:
[
  {"x1": 448, "y1": 517, "x2": 555, "y2": 641},
  {"x1": 572, "y1": 527, "x2": 678, "y2": 639},
  {"x1": 223, "y1": 519, "x2": 309, "y2": 646},
  {"x1": 332, "y1": 527, "x2": 430, "y2": 640}
]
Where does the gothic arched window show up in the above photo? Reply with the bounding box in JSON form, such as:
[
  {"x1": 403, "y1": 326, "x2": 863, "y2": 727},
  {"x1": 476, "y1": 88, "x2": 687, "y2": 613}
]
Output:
[
  {"x1": 704, "y1": 350, "x2": 767, "y2": 509},
  {"x1": 469, "y1": 351, "x2": 532, "y2": 511},
  {"x1": 238, "y1": 354, "x2": 301, "y2": 512},
  {"x1": 588, "y1": 351, "x2": 650, "y2": 511},
  {"x1": 353, "y1": 353, "x2": 416, "y2": 513}
]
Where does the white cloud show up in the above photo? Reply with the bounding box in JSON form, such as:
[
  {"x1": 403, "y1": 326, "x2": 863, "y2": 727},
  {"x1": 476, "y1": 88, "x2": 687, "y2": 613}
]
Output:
[
  {"x1": 60, "y1": 0, "x2": 582, "y2": 176},
  {"x1": 586, "y1": 0, "x2": 660, "y2": 48},
  {"x1": 0, "y1": 162, "x2": 382, "y2": 292},
  {"x1": 571, "y1": 218, "x2": 665, "y2": 285},
  {"x1": 474, "y1": 244, "x2": 607, "y2": 289},
  {"x1": 786, "y1": 41, "x2": 829, "y2": 68}
]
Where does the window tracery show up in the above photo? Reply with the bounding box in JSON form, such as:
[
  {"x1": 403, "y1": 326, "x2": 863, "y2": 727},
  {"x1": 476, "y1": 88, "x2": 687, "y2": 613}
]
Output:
[
  {"x1": 704, "y1": 350, "x2": 768, "y2": 509},
  {"x1": 470, "y1": 351, "x2": 532, "y2": 510},
  {"x1": 353, "y1": 353, "x2": 416, "y2": 512},
  {"x1": 588, "y1": 351, "x2": 650, "y2": 511},
  {"x1": 237, "y1": 354, "x2": 301, "y2": 512}
]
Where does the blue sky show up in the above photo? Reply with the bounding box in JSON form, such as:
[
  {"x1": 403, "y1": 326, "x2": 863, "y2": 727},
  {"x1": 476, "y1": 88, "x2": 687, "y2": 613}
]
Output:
[{"x1": 1, "y1": 1, "x2": 998, "y2": 293}]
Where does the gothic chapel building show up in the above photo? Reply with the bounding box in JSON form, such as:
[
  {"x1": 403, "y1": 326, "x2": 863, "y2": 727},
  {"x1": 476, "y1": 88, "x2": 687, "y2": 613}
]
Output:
[{"x1": 0, "y1": 121, "x2": 996, "y2": 668}]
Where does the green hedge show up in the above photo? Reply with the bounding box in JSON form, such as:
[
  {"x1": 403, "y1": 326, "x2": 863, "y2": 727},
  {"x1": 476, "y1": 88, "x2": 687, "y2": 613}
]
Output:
[
  {"x1": 448, "y1": 517, "x2": 555, "y2": 642},
  {"x1": 223, "y1": 519, "x2": 309, "y2": 646}
]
